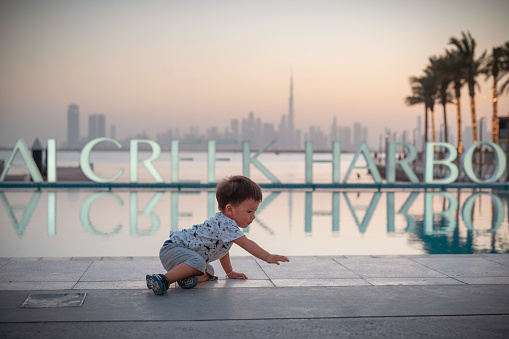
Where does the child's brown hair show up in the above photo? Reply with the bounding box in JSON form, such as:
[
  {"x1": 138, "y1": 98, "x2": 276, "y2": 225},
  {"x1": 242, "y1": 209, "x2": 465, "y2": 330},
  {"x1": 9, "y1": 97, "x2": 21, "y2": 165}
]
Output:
[{"x1": 216, "y1": 175, "x2": 263, "y2": 211}]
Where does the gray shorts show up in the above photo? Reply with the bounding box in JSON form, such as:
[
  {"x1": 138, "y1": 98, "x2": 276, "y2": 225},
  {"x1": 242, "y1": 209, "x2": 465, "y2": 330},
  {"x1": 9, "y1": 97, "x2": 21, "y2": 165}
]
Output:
[{"x1": 159, "y1": 242, "x2": 216, "y2": 278}]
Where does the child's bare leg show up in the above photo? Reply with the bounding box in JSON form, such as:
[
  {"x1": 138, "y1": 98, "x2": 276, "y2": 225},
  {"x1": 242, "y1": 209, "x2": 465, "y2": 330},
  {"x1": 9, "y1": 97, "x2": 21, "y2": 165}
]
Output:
[
  {"x1": 196, "y1": 273, "x2": 212, "y2": 283},
  {"x1": 165, "y1": 263, "x2": 211, "y2": 284}
]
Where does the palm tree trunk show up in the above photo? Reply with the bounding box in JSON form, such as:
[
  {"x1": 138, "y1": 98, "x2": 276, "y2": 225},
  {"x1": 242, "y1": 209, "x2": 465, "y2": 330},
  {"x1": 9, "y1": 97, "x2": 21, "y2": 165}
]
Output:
[
  {"x1": 456, "y1": 97, "x2": 463, "y2": 154},
  {"x1": 492, "y1": 78, "x2": 499, "y2": 143},
  {"x1": 470, "y1": 96, "x2": 478, "y2": 143},
  {"x1": 424, "y1": 106, "x2": 429, "y2": 144},
  {"x1": 442, "y1": 102, "x2": 448, "y2": 143},
  {"x1": 431, "y1": 108, "x2": 436, "y2": 142}
]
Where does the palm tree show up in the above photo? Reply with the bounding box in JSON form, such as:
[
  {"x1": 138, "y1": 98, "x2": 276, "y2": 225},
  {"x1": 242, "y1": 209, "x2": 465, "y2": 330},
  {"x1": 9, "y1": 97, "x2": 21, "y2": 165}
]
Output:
[
  {"x1": 444, "y1": 49, "x2": 466, "y2": 153},
  {"x1": 483, "y1": 45, "x2": 506, "y2": 143},
  {"x1": 405, "y1": 70, "x2": 439, "y2": 145},
  {"x1": 406, "y1": 79, "x2": 428, "y2": 145},
  {"x1": 429, "y1": 55, "x2": 454, "y2": 144},
  {"x1": 499, "y1": 42, "x2": 509, "y2": 95},
  {"x1": 449, "y1": 31, "x2": 486, "y2": 144}
]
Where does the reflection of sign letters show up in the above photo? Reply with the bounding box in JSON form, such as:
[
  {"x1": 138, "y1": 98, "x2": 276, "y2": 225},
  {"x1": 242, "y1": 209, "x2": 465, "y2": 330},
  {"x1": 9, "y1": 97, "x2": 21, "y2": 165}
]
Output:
[
  {"x1": 424, "y1": 192, "x2": 458, "y2": 235},
  {"x1": 80, "y1": 193, "x2": 123, "y2": 236},
  {"x1": 130, "y1": 191, "x2": 163, "y2": 236},
  {"x1": 2, "y1": 191, "x2": 506, "y2": 239},
  {"x1": 0, "y1": 191, "x2": 41, "y2": 237}
]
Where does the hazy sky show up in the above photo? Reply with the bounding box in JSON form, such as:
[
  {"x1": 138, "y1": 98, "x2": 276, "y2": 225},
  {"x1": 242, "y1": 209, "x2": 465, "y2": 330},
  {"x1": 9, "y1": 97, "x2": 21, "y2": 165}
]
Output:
[{"x1": 1, "y1": 0, "x2": 508, "y2": 148}]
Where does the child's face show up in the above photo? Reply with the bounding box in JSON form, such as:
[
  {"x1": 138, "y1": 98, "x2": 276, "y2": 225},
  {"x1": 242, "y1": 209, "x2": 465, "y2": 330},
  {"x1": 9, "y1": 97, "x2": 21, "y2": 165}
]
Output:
[{"x1": 224, "y1": 199, "x2": 260, "y2": 228}]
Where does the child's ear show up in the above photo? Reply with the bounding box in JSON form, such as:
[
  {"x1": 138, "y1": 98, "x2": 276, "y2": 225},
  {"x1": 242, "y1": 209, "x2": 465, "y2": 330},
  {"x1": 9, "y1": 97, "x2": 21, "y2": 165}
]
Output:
[{"x1": 224, "y1": 203, "x2": 233, "y2": 216}]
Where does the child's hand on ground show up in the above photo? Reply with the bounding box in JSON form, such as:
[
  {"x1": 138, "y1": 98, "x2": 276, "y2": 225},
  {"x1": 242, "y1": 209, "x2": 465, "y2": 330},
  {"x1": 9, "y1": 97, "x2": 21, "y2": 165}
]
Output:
[
  {"x1": 227, "y1": 271, "x2": 248, "y2": 280},
  {"x1": 265, "y1": 254, "x2": 290, "y2": 265}
]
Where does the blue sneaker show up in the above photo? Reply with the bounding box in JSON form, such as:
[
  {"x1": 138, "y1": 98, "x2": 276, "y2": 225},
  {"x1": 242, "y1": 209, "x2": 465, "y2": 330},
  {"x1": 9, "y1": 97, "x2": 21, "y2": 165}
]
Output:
[
  {"x1": 146, "y1": 274, "x2": 165, "y2": 295},
  {"x1": 177, "y1": 275, "x2": 198, "y2": 289}
]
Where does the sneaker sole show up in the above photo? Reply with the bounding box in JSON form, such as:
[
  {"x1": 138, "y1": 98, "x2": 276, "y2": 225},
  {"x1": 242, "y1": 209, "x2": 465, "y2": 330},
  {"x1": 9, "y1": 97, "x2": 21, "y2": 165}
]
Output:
[
  {"x1": 177, "y1": 276, "x2": 197, "y2": 289},
  {"x1": 146, "y1": 274, "x2": 165, "y2": 295}
]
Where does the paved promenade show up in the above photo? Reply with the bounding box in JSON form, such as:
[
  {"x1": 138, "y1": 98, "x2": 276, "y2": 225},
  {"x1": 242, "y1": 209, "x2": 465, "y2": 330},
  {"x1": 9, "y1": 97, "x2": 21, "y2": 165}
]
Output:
[{"x1": 1, "y1": 254, "x2": 509, "y2": 338}]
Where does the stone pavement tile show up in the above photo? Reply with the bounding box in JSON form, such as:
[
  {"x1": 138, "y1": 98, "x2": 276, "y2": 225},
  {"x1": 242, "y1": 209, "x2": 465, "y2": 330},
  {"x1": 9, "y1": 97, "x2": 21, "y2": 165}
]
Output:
[
  {"x1": 411, "y1": 256, "x2": 509, "y2": 277},
  {"x1": 0, "y1": 281, "x2": 76, "y2": 290},
  {"x1": 74, "y1": 281, "x2": 148, "y2": 290},
  {"x1": 71, "y1": 257, "x2": 103, "y2": 261},
  {"x1": 256, "y1": 256, "x2": 359, "y2": 279},
  {"x1": 456, "y1": 277, "x2": 509, "y2": 285},
  {"x1": 3, "y1": 285, "x2": 508, "y2": 323},
  {"x1": 2, "y1": 315, "x2": 507, "y2": 338},
  {"x1": 272, "y1": 278, "x2": 369, "y2": 287},
  {"x1": 347, "y1": 255, "x2": 404, "y2": 259},
  {"x1": 132, "y1": 256, "x2": 159, "y2": 261},
  {"x1": 9, "y1": 257, "x2": 41, "y2": 261},
  {"x1": 404, "y1": 254, "x2": 483, "y2": 258},
  {"x1": 101, "y1": 257, "x2": 133, "y2": 261},
  {"x1": 365, "y1": 277, "x2": 464, "y2": 286},
  {"x1": 80, "y1": 260, "x2": 164, "y2": 282},
  {"x1": 39, "y1": 257, "x2": 72, "y2": 261},
  {"x1": 210, "y1": 257, "x2": 269, "y2": 279},
  {"x1": 334, "y1": 257, "x2": 445, "y2": 278},
  {"x1": 481, "y1": 254, "x2": 509, "y2": 266},
  {"x1": 0, "y1": 260, "x2": 92, "y2": 282},
  {"x1": 195, "y1": 279, "x2": 274, "y2": 289}
]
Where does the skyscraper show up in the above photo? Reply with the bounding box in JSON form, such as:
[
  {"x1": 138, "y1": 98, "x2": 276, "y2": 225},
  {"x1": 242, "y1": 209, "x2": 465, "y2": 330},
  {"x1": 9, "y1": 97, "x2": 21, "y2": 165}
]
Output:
[
  {"x1": 417, "y1": 116, "x2": 423, "y2": 152},
  {"x1": 463, "y1": 126, "x2": 473, "y2": 151},
  {"x1": 330, "y1": 117, "x2": 338, "y2": 142},
  {"x1": 353, "y1": 122, "x2": 362, "y2": 149},
  {"x1": 97, "y1": 114, "x2": 106, "y2": 137},
  {"x1": 110, "y1": 125, "x2": 116, "y2": 140},
  {"x1": 67, "y1": 104, "x2": 80, "y2": 149},
  {"x1": 287, "y1": 72, "x2": 294, "y2": 148},
  {"x1": 89, "y1": 114, "x2": 97, "y2": 140},
  {"x1": 89, "y1": 113, "x2": 106, "y2": 140},
  {"x1": 230, "y1": 119, "x2": 239, "y2": 142},
  {"x1": 278, "y1": 115, "x2": 287, "y2": 150},
  {"x1": 342, "y1": 127, "x2": 352, "y2": 151}
]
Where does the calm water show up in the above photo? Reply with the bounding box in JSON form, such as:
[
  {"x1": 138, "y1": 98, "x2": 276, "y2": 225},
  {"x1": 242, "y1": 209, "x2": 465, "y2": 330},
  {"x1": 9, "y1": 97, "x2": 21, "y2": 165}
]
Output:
[
  {"x1": 0, "y1": 189, "x2": 508, "y2": 257},
  {"x1": 1, "y1": 150, "x2": 508, "y2": 257}
]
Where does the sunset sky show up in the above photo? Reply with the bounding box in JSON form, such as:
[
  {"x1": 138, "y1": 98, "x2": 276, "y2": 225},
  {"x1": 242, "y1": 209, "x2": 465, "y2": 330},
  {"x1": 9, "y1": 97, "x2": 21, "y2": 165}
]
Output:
[{"x1": 1, "y1": 0, "x2": 508, "y2": 148}]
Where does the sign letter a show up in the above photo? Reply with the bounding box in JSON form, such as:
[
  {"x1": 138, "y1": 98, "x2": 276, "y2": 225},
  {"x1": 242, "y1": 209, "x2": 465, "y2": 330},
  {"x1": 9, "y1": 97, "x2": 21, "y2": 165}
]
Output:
[{"x1": 0, "y1": 139, "x2": 43, "y2": 182}]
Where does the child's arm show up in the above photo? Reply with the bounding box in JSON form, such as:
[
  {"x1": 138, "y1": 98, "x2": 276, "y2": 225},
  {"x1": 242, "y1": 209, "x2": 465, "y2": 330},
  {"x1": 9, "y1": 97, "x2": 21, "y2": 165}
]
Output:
[
  {"x1": 220, "y1": 252, "x2": 247, "y2": 279},
  {"x1": 233, "y1": 236, "x2": 289, "y2": 265}
]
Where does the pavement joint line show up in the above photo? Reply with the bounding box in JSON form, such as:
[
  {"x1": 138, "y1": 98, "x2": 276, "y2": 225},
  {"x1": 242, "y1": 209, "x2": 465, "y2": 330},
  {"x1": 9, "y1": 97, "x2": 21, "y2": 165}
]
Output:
[
  {"x1": 403, "y1": 256, "x2": 509, "y2": 285},
  {"x1": 404, "y1": 255, "x2": 463, "y2": 282},
  {"x1": 253, "y1": 259, "x2": 274, "y2": 286},
  {"x1": 2, "y1": 313, "x2": 509, "y2": 325},
  {"x1": 72, "y1": 261, "x2": 94, "y2": 290},
  {"x1": 449, "y1": 276, "x2": 469, "y2": 284},
  {"x1": 331, "y1": 257, "x2": 373, "y2": 286},
  {"x1": 481, "y1": 255, "x2": 509, "y2": 268}
]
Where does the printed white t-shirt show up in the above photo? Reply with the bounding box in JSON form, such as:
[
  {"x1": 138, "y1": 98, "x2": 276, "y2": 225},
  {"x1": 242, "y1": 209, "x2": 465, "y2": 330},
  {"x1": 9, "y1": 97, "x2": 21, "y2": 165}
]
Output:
[{"x1": 168, "y1": 212, "x2": 246, "y2": 263}]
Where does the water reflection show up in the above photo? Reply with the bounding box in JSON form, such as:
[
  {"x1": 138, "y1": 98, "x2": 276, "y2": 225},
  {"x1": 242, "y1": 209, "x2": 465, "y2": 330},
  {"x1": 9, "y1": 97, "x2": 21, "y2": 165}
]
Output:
[
  {"x1": 0, "y1": 191, "x2": 41, "y2": 237},
  {"x1": 413, "y1": 191, "x2": 507, "y2": 254},
  {"x1": 81, "y1": 192, "x2": 124, "y2": 236},
  {"x1": 0, "y1": 189, "x2": 508, "y2": 257}
]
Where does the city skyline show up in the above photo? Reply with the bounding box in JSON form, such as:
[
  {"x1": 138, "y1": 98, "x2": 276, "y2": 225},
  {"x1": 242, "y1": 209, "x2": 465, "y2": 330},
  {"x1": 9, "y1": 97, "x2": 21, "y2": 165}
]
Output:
[
  {"x1": 59, "y1": 98, "x2": 490, "y2": 154},
  {"x1": 62, "y1": 75, "x2": 374, "y2": 152},
  {"x1": 1, "y1": 1, "x2": 508, "y2": 149},
  {"x1": 60, "y1": 73, "x2": 494, "y2": 153}
]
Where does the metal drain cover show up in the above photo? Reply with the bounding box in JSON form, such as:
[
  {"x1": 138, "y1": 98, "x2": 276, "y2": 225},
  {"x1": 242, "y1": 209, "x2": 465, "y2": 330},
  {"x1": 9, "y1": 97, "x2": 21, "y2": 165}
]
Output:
[{"x1": 21, "y1": 293, "x2": 87, "y2": 308}]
